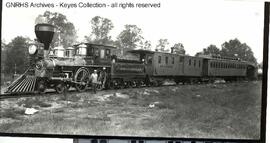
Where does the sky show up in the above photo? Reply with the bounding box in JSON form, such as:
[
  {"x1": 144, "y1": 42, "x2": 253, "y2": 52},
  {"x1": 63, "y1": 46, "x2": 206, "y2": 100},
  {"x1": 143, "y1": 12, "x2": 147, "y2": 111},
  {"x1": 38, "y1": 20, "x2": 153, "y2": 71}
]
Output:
[{"x1": 1, "y1": 0, "x2": 265, "y2": 62}]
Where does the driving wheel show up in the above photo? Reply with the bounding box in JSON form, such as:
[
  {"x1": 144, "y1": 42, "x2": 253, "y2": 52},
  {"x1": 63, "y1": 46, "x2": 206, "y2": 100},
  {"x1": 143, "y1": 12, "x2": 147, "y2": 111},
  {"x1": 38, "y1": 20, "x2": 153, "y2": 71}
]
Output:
[{"x1": 74, "y1": 68, "x2": 90, "y2": 92}]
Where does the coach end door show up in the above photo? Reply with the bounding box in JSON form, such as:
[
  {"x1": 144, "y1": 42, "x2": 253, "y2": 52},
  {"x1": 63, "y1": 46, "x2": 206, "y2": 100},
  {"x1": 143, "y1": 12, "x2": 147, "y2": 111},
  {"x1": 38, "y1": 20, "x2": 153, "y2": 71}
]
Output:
[{"x1": 202, "y1": 59, "x2": 209, "y2": 76}]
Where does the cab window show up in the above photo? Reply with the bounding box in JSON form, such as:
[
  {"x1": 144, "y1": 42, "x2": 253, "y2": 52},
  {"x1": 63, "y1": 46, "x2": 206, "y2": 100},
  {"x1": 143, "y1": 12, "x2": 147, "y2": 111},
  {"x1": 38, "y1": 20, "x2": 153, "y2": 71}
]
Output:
[
  {"x1": 100, "y1": 49, "x2": 105, "y2": 59},
  {"x1": 147, "y1": 56, "x2": 153, "y2": 64},
  {"x1": 77, "y1": 47, "x2": 86, "y2": 56},
  {"x1": 158, "y1": 56, "x2": 161, "y2": 63}
]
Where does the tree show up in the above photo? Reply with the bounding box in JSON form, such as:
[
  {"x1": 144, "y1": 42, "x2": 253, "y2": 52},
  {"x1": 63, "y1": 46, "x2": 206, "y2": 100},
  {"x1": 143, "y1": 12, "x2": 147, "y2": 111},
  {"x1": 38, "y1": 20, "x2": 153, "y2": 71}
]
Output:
[
  {"x1": 172, "y1": 43, "x2": 185, "y2": 54},
  {"x1": 85, "y1": 16, "x2": 114, "y2": 45},
  {"x1": 1, "y1": 41, "x2": 7, "y2": 73},
  {"x1": 137, "y1": 40, "x2": 152, "y2": 50},
  {"x1": 4, "y1": 36, "x2": 31, "y2": 74},
  {"x1": 195, "y1": 52, "x2": 203, "y2": 57},
  {"x1": 142, "y1": 40, "x2": 152, "y2": 50},
  {"x1": 35, "y1": 11, "x2": 77, "y2": 48},
  {"x1": 116, "y1": 25, "x2": 144, "y2": 49},
  {"x1": 258, "y1": 61, "x2": 263, "y2": 69},
  {"x1": 156, "y1": 39, "x2": 169, "y2": 52},
  {"x1": 220, "y1": 38, "x2": 257, "y2": 63},
  {"x1": 202, "y1": 44, "x2": 220, "y2": 55}
]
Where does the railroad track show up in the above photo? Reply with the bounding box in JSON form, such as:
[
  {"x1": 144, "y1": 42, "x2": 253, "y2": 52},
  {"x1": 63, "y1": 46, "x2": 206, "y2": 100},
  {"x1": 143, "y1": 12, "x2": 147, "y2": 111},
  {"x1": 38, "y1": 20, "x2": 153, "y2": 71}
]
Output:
[
  {"x1": 0, "y1": 82, "x2": 176, "y2": 100},
  {"x1": 0, "y1": 80, "x2": 251, "y2": 100}
]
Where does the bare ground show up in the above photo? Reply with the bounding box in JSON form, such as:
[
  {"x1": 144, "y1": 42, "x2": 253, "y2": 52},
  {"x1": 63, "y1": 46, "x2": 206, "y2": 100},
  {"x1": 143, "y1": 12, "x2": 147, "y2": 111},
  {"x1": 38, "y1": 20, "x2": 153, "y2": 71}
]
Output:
[{"x1": 0, "y1": 81, "x2": 262, "y2": 139}]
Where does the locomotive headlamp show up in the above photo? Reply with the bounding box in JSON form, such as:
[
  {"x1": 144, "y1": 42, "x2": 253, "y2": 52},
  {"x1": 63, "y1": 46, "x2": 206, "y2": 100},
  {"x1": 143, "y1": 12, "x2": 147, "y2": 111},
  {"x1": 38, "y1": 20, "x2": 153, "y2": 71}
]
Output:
[{"x1": 28, "y1": 45, "x2": 38, "y2": 55}]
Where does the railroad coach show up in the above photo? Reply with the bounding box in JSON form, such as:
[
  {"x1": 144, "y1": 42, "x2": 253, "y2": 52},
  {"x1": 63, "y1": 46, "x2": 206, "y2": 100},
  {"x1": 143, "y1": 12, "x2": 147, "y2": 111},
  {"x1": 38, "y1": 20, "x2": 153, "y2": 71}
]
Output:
[
  {"x1": 198, "y1": 55, "x2": 256, "y2": 81},
  {"x1": 128, "y1": 50, "x2": 204, "y2": 84}
]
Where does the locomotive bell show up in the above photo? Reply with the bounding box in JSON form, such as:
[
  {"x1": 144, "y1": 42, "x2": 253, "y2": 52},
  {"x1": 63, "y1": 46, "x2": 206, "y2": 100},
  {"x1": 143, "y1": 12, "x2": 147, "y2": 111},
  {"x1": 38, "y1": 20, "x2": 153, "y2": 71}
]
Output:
[{"x1": 35, "y1": 23, "x2": 55, "y2": 50}]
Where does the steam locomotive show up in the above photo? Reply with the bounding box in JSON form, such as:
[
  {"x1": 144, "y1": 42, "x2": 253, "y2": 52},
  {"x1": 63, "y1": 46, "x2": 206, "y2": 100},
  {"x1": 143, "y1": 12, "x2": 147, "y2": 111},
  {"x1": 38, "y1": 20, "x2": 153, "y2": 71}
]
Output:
[{"x1": 5, "y1": 23, "x2": 258, "y2": 94}]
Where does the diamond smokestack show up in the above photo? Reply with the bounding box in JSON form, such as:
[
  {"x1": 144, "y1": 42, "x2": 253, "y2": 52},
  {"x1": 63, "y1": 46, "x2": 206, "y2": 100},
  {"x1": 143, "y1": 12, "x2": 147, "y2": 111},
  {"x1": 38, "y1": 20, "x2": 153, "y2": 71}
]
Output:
[{"x1": 35, "y1": 24, "x2": 55, "y2": 50}]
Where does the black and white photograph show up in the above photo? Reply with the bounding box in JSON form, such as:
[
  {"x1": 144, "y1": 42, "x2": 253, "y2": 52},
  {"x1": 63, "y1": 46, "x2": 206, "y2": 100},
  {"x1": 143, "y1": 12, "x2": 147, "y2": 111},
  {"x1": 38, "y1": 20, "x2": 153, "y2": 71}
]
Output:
[{"x1": 0, "y1": 0, "x2": 266, "y2": 141}]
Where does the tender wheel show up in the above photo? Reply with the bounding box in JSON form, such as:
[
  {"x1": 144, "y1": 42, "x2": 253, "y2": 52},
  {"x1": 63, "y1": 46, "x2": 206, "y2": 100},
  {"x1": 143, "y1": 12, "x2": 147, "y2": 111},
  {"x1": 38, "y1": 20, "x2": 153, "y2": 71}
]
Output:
[
  {"x1": 55, "y1": 82, "x2": 65, "y2": 94},
  {"x1": 74, "y1": 68, "x2": 90, "y2": 92}
]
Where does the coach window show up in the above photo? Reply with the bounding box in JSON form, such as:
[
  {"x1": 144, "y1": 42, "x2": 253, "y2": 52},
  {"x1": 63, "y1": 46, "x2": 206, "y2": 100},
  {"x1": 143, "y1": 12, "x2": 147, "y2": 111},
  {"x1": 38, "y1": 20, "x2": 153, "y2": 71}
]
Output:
[
  {"x1": 179, "y1": 56, "x2": 184, "y2": 62},
  {"x1": 165, "y1": 56, "x2": 168, "y2": 64},
  {"x1": 189, "y1": 59, "x2": 191, "y2": 66},
  {"x1": 194, "y1": 60, "x2": 196, "y2": 67},
  {"x1": 172, "y1": 57, "x2": 175, "y2": 64},
  {"x1": 158, "y1": 56, "x2": 161, "y2": 63}
]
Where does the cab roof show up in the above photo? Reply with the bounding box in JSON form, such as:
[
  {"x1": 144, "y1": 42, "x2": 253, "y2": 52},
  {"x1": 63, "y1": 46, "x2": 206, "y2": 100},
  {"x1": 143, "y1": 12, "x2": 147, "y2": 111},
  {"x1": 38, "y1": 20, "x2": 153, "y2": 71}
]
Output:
[{"x1": 73, "y1": 43, "x2": 116, "y2": 49}]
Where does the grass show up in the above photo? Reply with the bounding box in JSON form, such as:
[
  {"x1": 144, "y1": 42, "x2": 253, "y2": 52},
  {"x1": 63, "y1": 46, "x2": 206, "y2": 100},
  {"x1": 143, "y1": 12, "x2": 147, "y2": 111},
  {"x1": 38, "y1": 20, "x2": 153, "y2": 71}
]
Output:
[
  {"x1": 17, "y1": 97, "x2": 52, "y2": 108},
  {"x1": 0, "y1": 108, "x2": 24, "y2": 119},
  {"x1": 0, "y1": 81, "x2": 262, "y2": 139}
]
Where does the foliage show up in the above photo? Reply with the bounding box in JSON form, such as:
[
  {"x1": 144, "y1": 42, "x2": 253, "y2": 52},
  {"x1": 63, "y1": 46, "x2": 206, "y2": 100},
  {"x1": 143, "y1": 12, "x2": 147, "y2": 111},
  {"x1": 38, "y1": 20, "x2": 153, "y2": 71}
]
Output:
[
  {"x1": 202, "y1": 44, "x2": 220, "y2": 55},
  {"x1": 172, "y1": 43, "x2": 185, "y2": 54},
  {"x1": 156, "y1": 39, "x2": 169, "y2": 52},
  {"x1": 3, "y1": 36, "x2": 31, "y2": 74},
  {"x1": 35, "y1": 11, "x2": 77, "y2": 48},
  {"x1": 116, "y1": 25, "x2": 144, "y2": 49},
  {"x1": 1, "y1": 41, "x2": 7, "y2": 73},
  {"x1": 220, "y1": 38, "x2": 257, "y2": 63},
  {"x1": 85, "y1": 16, "x2": 114, "y2": 45},
  {"x1": 258, "y1": 62, "x2": 263, "y2": 69},
  {"x1": 138, "y1": 40, "x2": 152, "y2": 50}
]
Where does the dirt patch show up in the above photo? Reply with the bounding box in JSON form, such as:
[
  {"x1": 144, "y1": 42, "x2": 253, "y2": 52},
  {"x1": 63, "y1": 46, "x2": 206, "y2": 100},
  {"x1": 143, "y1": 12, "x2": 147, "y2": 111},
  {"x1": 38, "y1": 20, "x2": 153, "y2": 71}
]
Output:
[{"x1": 0, "y1": 81, "x2": 262, "y2": 139}]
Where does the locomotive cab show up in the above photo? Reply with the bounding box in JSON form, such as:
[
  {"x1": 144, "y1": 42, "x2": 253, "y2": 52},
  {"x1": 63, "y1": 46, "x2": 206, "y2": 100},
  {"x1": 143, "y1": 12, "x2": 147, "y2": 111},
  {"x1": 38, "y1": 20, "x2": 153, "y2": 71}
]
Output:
[
  {"x1": 128, "y1": 49, "x2": 155, "y2": 76},
  {"x1": 74, "y1": 43, "x2": 116, "y2": 66}
]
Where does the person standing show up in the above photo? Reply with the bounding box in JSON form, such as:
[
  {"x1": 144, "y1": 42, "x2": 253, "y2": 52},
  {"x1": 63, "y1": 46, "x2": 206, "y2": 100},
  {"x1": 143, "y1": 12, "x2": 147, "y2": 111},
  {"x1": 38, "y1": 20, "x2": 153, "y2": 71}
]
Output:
[
  {"x1": 99, "y1": 67, "x2": 107, "y2": 89},
  {"x1": 90, "y1": 70, "x2": 98, "y2": 94}
]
